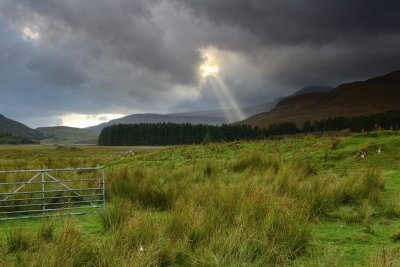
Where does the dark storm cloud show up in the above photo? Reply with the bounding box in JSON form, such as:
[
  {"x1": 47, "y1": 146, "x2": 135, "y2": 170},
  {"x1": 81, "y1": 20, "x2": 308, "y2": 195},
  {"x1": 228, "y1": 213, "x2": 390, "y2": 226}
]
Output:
[
  {"x1": 0, "y1": 0, "x2": 399, "y2": 127},
  {"x1": 0, "y1": 0, "x2": 204, "y2": 126},
  {"x1": 177, "y1": 0, "x2": 400, "y2": 86},
  {"x1": 178, "y1": 0, "x2": 400, "y2": 45},
  {"x1": 0, "y1": 0, "x2": 200, "y2": 85}
]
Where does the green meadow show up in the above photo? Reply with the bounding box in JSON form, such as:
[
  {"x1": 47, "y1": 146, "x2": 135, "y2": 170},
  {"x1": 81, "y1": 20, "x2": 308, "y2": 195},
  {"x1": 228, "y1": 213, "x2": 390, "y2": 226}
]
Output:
[{"x1": 1, "y1": 132, "x2": 400, "y2": 266}]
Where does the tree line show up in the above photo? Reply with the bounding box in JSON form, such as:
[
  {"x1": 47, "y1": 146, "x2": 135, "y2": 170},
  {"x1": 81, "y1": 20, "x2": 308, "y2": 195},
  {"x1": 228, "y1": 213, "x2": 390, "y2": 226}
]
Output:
[
  {"x1": 98, "y1": 110, "x2": 400, "y2": 146},
  {"x1": 302, "y1": 110, "x2": 400, "y2": 133},
  {"x1": 98, "y1": 123, "x2": 266, "y2": 146},
  {"x1": 0, "y1": 131, "x2": 38, "y2": 144},
  {"x1": 266, "y1": 110, "x2": 400, "y2": 135}
]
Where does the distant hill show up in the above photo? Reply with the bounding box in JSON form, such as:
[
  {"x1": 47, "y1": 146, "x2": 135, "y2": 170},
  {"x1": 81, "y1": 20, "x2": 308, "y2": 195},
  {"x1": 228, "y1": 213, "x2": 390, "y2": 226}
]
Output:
[
  {"x1": 1, "y1": 84, "x2": 334, "y2": 143},
  {"x1": 87, "y1": 113, "x2": 225, "y2": 134},
  {"x1": 0, "y1": 114, "x2": 43, "y2": 139},
  {"x1": 86, "y1": 103, "x2": 279, "y2": 133},
  {"x1": 37, "y1": 126, "x2": 98, "y2": 145},
  {"x1": 87, "y1": 87, "x2": 329, "y2": 134},
  {"x1": 241, "y1": 70, "x2": 400, "y2": 128}
]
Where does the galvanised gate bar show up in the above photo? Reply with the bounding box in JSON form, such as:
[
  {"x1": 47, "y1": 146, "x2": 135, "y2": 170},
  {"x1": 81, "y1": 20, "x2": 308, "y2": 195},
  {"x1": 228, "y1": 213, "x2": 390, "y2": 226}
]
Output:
[{"x1": 0, "y1": 167, "x2": 105, "y2": 221}]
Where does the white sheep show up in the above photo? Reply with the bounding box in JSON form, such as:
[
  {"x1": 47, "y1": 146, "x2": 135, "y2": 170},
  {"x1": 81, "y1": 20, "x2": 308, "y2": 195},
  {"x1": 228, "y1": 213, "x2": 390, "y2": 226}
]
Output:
[
  {"x1": 125, "y1": 150, "x2": 135, "y2": 156},
  {"x1": 356, "y1": 150, "x2": 367, "y2": 159}
]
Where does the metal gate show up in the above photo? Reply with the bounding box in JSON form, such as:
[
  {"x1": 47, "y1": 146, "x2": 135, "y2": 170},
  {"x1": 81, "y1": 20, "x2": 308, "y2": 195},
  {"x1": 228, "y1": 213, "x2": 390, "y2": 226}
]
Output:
[{"x1": 0, "y1": 167, "x2": 105, "y2": 221}]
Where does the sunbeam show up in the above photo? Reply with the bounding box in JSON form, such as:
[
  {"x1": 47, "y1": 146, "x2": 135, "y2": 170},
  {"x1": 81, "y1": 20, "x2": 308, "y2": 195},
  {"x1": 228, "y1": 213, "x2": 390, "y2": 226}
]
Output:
[
  {"x1": 207, "y1": 76, "x2": 246, "y2": 122},
  {"x1": 200, "y1": 49, "x2": 246, "y2": 122}
]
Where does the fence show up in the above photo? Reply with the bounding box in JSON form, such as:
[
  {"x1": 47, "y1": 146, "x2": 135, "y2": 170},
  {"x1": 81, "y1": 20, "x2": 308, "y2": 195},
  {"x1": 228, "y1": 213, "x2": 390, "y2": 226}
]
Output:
[{"x1": 0, "y1": 167, "x2": 105, "y2": 221}]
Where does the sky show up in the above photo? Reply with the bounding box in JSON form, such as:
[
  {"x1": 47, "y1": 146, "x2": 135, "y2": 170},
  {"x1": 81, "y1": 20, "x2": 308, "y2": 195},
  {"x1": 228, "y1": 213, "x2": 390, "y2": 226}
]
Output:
[{"x1": 1, "y1": 0, "x2": 400, "y2": 128}]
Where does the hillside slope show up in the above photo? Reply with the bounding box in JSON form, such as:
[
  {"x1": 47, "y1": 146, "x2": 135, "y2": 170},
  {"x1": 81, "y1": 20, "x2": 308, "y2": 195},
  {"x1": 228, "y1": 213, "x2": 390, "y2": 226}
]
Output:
[
  {"x1": 292, "y1": 86, "x2": 332, "y2": 96},
  {"x1": 87, "y1": 86, "x2": 329, "y2": 133},
  {"x1": 0, "y1": 114, "x2": 43, "y2": 139},
  {"x1": 37, "y1": 126, "x2": 98, "y2": 144},
  {"x1": 87, "y1": 113, "x2": 227, "y2": 134},
  {"x1": 242, "y1": 71, "x2": 400, "y2": 128},
  {"x1": 87, "y1": 101, "x2": 279, "y2": 133}
]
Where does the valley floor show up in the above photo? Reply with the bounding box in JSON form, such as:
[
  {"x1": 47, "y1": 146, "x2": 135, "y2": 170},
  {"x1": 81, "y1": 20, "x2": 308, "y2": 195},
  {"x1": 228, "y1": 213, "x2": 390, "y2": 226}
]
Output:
[{"x1": 1, "y1": 132, "x2": 400, "y2": 266}]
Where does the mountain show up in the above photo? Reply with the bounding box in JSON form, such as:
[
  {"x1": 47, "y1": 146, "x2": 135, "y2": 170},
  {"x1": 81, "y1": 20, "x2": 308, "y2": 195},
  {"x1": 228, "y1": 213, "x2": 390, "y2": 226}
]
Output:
[
  {"x1": 0, "y1": 114, "x2": 43, "y2": 139},
  {"x1": 87, "y1": 87, "x2": 328, "y2": 134},
  {"x1": 292, "y1": 86, "x2": 332, "y2": 96},
  {"x1": 36, "y1": 126, "x2": 98, "y2": 145},
  {"x1": 87, "y1": 112, "x2": 227, "y2": 133},
  {"x1": 86, "y1": 99, "x2": 282, "y2": 133},
  {"x1": 241, "y1": 70, "x2": 400, "y2": 128},
  {"x1": 242, "y1": 98, "x2": 282, "y2": 117}
]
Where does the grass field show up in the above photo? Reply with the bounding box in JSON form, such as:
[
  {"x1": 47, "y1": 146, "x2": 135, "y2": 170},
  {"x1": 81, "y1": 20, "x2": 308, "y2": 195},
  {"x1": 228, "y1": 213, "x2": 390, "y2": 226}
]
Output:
[{"x1": 1, "y1": 132, "x2": 400, "y2": 266}]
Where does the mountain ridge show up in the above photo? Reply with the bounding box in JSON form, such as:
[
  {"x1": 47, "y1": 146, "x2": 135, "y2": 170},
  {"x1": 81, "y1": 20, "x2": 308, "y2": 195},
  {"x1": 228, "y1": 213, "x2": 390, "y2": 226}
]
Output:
[
  {"x1": 86, "y1": 101, "x2": 279, "y2": 133},
  {"x1": 87, "y1": 86, "x2": 330, "y2": 133},
  {"x1": 0, "y1": 114, "x2": 43, "y2": 139},
  {"x1": 241, "y1": 70, "x2": 400, "y2": 128}
]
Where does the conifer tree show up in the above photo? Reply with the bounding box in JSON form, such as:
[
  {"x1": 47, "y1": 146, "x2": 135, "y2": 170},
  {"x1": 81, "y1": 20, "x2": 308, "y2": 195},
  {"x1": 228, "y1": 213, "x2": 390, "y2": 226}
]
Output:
[{"x1": 202, "y1": 128, "x2": 213, "y2": 145}]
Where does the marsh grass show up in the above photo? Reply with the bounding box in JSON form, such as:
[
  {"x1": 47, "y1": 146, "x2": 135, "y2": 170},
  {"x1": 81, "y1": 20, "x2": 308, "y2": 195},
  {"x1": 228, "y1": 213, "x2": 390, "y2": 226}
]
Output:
[
  {"x1": 271, "y1": 162, "x2": 385, "y2": 217},
  {"x1": 231, "y1": 151, "x2": 281, "y2": 173},
  {"x1": 2, "y1": 153, "x2": 388, "y2": 265},
  {"x1": 37, "y1": 219, "x2": 55, "y2": 242},
  {"x1": 99, "y1": 198, "x2": 133, "y2": 230},
  {"x1": 202, "y1": 160, "x2": 220, "y2": 177},
  {"x1": 380, "y1": 196, "x2": 400, "y2": 218},
  {"x1": 16, "y1": 218, "x2": 104, "y2": 267},
  {"x1": 301, "y1": 244, "x2": 345, "y2": 267},
  {"x1": 367, "y1": 248, "x2": 400, "y2": 267},
  {"x1": 6, "y1": 227, "x2": 32, "y2": 253},
  {"x1": 107, "y1": 167, "x2": 177, "y2": 210},
  {"x1": 0, "y1": 135, "x2": 399, "y2": 266},
  {"x1": 330, "y1": 206, "x2": 364, "y2": 224},
  {"x1": 94, "y1": 153, "x2": 315, "y2": 265}
]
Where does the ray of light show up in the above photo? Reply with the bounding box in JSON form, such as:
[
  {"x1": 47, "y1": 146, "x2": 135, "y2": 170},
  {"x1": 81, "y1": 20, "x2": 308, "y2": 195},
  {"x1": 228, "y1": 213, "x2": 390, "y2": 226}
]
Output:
[
  {"x1": 207, "y1": 75, "x2": 246, "y2": 122},
  {"x1": 199, "y1": 48, "x2": 246, "y2": 123}
]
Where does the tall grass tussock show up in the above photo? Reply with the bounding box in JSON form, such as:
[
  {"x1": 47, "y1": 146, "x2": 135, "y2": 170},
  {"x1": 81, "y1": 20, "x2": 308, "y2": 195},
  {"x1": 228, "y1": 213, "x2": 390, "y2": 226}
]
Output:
[{"x1": 0, "y1": 134, "x2": 398, "y2": 266}]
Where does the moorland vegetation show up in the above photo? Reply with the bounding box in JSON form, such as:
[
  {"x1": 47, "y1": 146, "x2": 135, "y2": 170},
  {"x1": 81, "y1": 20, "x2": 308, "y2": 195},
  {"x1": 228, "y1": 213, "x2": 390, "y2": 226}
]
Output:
[{"x1": 1, "y1": 132, "x2": 400, "y2": 265}]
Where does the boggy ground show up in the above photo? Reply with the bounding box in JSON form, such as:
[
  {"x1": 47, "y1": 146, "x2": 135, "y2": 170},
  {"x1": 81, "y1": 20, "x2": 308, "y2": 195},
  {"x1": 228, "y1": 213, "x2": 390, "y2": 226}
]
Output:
[{"x1": 1, "y1": 132, "x2": 400, "y2": 266}]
